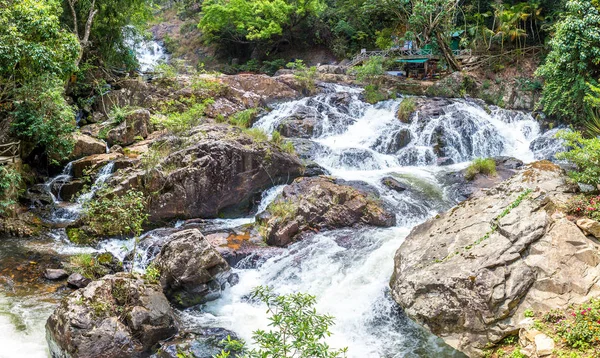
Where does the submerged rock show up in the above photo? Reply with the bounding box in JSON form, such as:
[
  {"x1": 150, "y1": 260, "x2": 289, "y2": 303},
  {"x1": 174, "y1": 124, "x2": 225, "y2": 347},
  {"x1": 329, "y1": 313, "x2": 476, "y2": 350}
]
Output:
[
  {"x1": 257, "y1": 176, "x2": 396, "y2": 247},
  {"x1": 154, "y1": 229, "x2": 231, "y2": 308},
  {"x1": 46, "y1": 273, "x2": 178, "y2": 358},
  {"x1": 389, "y1": 161, "x2": 599, "y2": 357}
]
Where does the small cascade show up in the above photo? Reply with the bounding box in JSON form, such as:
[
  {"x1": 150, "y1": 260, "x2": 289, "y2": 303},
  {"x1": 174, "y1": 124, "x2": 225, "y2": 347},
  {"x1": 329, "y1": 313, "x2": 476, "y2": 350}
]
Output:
[
  {"x1": 76, "y1": 162, "x2": 115, "y2": 204},
  {"x1": 48, "y1": 162, "x2": 115, "y2": 224},
  {"x1": 43, "y1": 162, "x2": 73, "y2": 203}
]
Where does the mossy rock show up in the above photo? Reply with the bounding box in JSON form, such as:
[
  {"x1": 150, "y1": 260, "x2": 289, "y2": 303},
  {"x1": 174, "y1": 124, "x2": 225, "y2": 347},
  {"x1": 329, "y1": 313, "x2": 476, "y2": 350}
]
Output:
[{"x1": 66, "y1": 227, "x2": 97, "y2": 245}]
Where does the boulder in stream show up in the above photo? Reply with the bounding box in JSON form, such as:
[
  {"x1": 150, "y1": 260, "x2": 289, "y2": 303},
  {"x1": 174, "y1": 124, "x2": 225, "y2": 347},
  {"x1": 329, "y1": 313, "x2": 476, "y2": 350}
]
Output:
[
  {"x1": 257, "y1": 176, "x2": 396, "y2": 247},
  {"x1": 389, "y1": 161, "x2": 599, "y2": 357},
  {"x1": 46, "y1": 273, "x2": 178, "y2": 358},
  {"x1": 154, "y1": 229, "x2": 232, "y2": 308}
]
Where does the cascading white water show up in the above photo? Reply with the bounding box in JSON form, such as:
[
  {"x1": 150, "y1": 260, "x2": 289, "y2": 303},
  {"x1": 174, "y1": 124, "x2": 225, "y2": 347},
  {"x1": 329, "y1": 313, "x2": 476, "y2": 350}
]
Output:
[
  {"x1": 48, "y1": 162, "x2": 115, "y2": 223},
  {"x1": 182, "y1": 85, "x2": 559, "y2": 357},
  {"x1": 124, "y1": 26, "x2": 169, "y2": 72},
  {"x1": 1, "y1": 84, "x2": 565, "y2": 358}
]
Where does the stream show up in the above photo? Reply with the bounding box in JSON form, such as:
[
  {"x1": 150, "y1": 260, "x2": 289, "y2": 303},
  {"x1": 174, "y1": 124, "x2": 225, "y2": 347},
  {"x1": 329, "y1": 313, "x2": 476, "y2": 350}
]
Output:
[{"x1": 0, "y1": 84, "x2": 565, "y2": 357}]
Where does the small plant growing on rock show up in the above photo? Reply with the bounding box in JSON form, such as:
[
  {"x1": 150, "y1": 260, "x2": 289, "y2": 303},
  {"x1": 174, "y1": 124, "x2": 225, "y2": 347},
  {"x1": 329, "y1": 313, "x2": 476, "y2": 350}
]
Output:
[
  {"x1": 230, "y1": 108, "x2": 259, "y2": 128},
  {"x1": 524, "y1": 309, "x2": 535, "y2": 318},
  {"x1": 465, "y1": 158, "x2": 497, "y2": 180},
  {"x1": 397, "y1": 97, "x2": 416, "y2": 122},
  {"x1": 68, "y1": 253, "x2": 108, "y2": 280},
  {"x1": 286, "y1": 60, "x2": 318, "y2": 94},
  {"x1": 143, "y1": 262, "x2": 160, "y2": 284},
  {"x1": 215, "y1": 286, "x2": 347, "y2": 358},
  {"x1": 243, "y1": 128, "x2": 269, "y2": 143}
]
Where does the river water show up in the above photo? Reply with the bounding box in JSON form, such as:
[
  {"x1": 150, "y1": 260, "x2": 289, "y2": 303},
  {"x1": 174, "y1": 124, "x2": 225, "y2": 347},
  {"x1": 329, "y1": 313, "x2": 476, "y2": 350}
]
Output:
[{"x1": 0, "y1": 84, "x2": 563, "y2": 357}]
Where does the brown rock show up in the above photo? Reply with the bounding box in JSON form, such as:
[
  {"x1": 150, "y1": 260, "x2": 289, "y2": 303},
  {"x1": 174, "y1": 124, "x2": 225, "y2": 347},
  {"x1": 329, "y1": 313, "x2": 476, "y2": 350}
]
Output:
[
  {"x1": 69, "y1": 133, "x2": 107, "y2": 161},
  {"x1": 257, "y1": 176, "x2": 396, "y2": 247},
  {"x1": 106, "y1": 109, "x2": 151, "y2": 147},
  {"x1": 576, "y1": 218, "x2": 600, "y2": 239},
  {"x1": 71, "y1": 153, "x2": 122, "y2": 178}
]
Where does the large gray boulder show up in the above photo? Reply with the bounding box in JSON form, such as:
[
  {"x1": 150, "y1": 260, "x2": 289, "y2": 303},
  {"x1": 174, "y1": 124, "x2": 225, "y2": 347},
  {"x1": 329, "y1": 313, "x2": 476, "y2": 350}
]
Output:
[
  {"x1": 390, "y1": 161, "x2": 600, "y2": 357},
  {"x1": 46, "y1": 273, "x2": 178, "y2": 358},
  {"x1": 257, "y1": 176, "x2": 396, "y2": 247},
  {"x1": 154, "y1": 229, "x2": 231, "y2": 308}
]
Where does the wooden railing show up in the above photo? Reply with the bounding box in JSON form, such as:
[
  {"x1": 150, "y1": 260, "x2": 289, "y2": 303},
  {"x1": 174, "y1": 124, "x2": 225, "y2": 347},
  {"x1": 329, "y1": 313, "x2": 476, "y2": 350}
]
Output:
[{"x1": 0, "y1": 141, "x2": 20, "y2": 165}]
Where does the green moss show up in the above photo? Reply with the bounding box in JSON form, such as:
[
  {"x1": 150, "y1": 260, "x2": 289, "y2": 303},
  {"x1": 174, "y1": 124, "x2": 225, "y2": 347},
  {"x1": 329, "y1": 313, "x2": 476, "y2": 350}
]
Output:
[{"x1": 66, "y1": 227, "x2": 95, "y2": 245}]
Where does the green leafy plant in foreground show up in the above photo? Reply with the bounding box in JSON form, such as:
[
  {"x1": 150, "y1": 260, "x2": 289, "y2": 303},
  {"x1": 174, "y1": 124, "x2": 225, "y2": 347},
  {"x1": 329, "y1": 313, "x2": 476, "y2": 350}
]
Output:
[
  {"x1": 0, "y1": 166, "x2": 22, "y2": 216},
  {"x1": 83, "y1": 189, "x2": 148, "y2": 238},
  {"x1": 556, "y1": 130, "x2": 600, "y2": 186},
  {"x1": 215, "y1": 286, "x2": 347, "y2": 358}
]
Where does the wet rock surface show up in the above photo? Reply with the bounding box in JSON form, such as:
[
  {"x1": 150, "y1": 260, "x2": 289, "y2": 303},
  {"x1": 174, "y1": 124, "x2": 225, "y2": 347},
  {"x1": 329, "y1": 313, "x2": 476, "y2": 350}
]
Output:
[
  {"x1": 112, "y1": 124, "x2": 304, "y2": 222},
  {"x1": 257, "y1": 176, "x2": 396, "y2": 247},
  {"x1": 154, "y1": 229, "x2": 232, "y2": 308},
  {"x1": 46, "y1": 273, "x2": 178, "y2": 358},
  {"x1": 390, "y1": 162, "x2": 599, "y2": 357}
]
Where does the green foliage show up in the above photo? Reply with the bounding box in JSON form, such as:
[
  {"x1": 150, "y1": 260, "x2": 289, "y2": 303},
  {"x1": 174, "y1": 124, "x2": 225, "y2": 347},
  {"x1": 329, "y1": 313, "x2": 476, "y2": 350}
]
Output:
[
  {"x1": 0, "y1": 166, "x2": 22, "y2": 216},
  {"x1": 557, "y1": 299, "x2": 600, "y2": 350},
  {"x1": 260, "y1": 59, "x2": 287, "y2": 76},
  {"x1": 144, "y1": 262, "x2": 160, "y2": 284},
  {"x1": 354, "y1": 56, "x2": 384, "y2": 84},
  {"x1": 68, "y1": 253, "x2": 109, "y2": 279},
  {"x1": 215, "y1": 286, "x2": 347, "y2": 358},
  {"x1": 269, "y1": 199, "x2": 297, "y2": 220},
  {"x1": 0, "y1": 0, "x2": 79, "y2": 89},
  {"x1": 536, "y1": 0, "x2": 600, "y2": 122},
  {"x1": 11, "y1": 76, "x2": 76, "y2": 160},
  {"x1": 159, "y1": 100, "x2": 212, "y2": 133},
  {"x1": 556, "y1": 131, "x2": 600, "y2": 186},
  {"x1": 155, "y1": 63, "x2": 178, "y2": 85},
  {"x1": 199, "y1": 0, "x2": 325, "y2": 46},
  {"x1": 243, "y1": 128, "x2": 269, "y2": 142},
  {"x1": 397, "y1": 97, "x2": 416, "y2": 122},
  {"x1": 465, "y1": 158, "x2": 497, "y2": 180},
  {"x1": 83, "y1": 188, "x2": 148, "y2": 238},
  {"x1": 524, "y1": 309, "x2": 535, "y2": 318},
  {"x1": 279, "y1": 141, "x2": 296, "y2": 154},
  {"x1": 230, "y1": 108, "x2": 259, "y2": 128},
  {"x1": 564, "y1": 194, "x2": 600, "y2": 221},
  {"x1": 287, "y1": 60, "x2": 318, "y2": 94}
]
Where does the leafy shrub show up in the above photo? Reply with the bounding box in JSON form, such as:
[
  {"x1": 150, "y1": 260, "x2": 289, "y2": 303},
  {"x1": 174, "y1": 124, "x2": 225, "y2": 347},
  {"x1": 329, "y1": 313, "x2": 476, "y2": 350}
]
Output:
[
  {"x1": 68, "y1": 253, "x2": 108, "y2": 279},
  {"x1": 0, "y1": 166, "x2": 21, "y2": 216},
  {"x1": 556, "y1": 131, "x2": 600, "y2": 186},
  {"x1": 465, "y1": 158, "x2": 497, "y2": 180},
  {"x1": 287, "y1": 60, "x2": 318, "y2": 94},
  {"x1": 354, "y1": 56, "x2": 384, "y2": 84},
  {"x1": 11, "y1": 76, "x2": 76, "y2": 161},
  {"x1": 190, "y1": 76, "x2": 228, "y2": 96},
  {"x1": 271, "y1": 130, "x2": 283, "y2": 145},
  {"x1": 565, "y1": 195, "x2": 600, "y2": 221},
  {"x1": 215, "y1": 286, "x2": 347, "y2": 358},
  {"x1": 260, "y1": 59, "x2": 287, "y2": 76},
  {"x1": 158, "y1": 100, "x2": 213, "y2": 133},
  {"x1": 83, "y1": 189, "x2": 148, "y2": 238},
  {"x1": 154, "y1": 63, "x2": 178, "y2": 85},
  {"x1": 230, "y1": 108, "x2": 259, "y2": 128},
  {"x1": 363, "y1": 85, "x2": 388, "y2": 104},
  {"x1": 397, "y1": 97, "x2": 416, "y2": 122}
]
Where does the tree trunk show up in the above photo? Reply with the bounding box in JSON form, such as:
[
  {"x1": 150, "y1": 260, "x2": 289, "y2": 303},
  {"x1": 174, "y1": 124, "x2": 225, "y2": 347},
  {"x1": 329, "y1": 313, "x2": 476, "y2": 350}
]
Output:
[{"x1": 435, "y1": 32, "x2": 461, "y2": 72}]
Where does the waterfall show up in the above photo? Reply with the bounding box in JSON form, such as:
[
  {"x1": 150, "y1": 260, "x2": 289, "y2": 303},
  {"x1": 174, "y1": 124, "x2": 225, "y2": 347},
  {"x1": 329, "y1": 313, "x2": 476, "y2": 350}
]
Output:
[
  {"x1": 124, "y1": 26, "x2": 169, "y2": 72},
  {"x1": 3, "y1": 84, "x2": 565, "y2": 357},
  {"x1": 47, "y1": 162, "x2": 115, "y2": 224},
  {"x1": 180, "y1": 86, "x2": 560, "y2": 357},
  {"x1": 43, "y1": 162, "x2": 73, "y2": 203}
]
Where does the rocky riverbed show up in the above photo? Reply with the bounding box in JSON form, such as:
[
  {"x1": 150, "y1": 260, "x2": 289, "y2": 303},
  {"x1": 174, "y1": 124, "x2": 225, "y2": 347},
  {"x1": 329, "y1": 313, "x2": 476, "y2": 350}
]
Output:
[{"x1": 0, "y1": 70, "x2": 578, "y2": 357}]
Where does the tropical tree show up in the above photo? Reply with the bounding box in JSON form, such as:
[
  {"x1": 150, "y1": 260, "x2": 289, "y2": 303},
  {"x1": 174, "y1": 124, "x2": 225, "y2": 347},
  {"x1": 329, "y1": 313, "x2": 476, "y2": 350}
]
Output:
[
  {"x1": 0, "y1": 0, "x2": 79, "y2": 160},
  {"x1": 536, "y1": 0, "x2": 600, "y2": 122}
]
